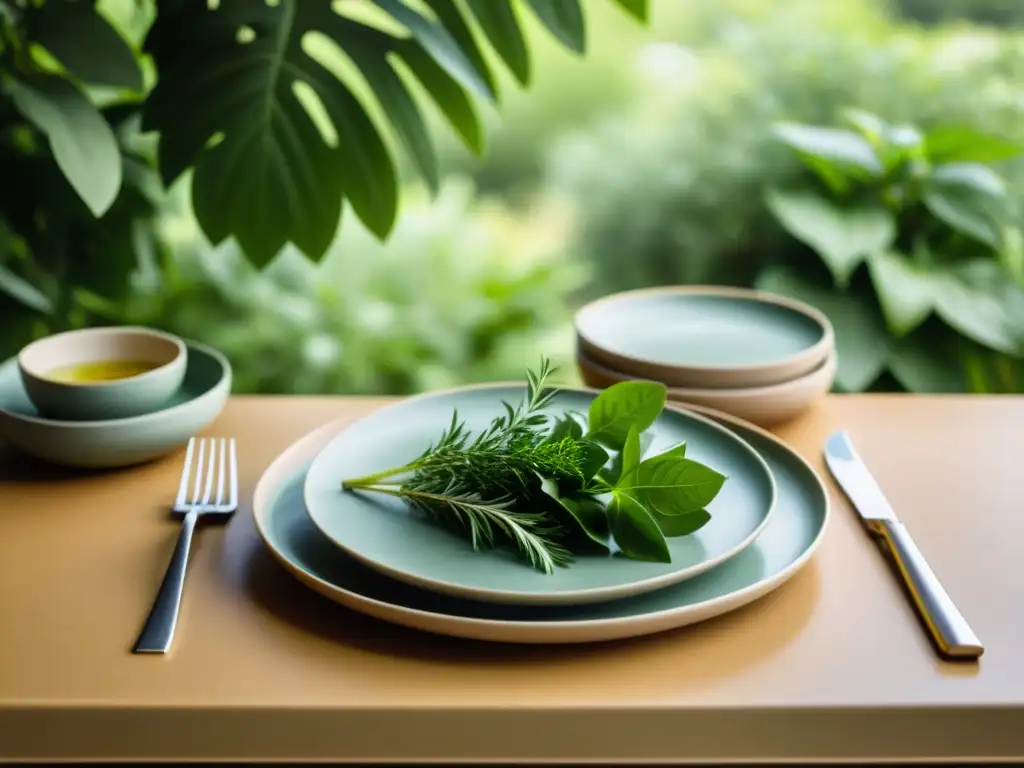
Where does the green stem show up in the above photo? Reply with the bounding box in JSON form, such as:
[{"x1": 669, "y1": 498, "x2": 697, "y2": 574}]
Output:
[{"x1": 341, "y1": 462, "x2": 420, "y2": 489}]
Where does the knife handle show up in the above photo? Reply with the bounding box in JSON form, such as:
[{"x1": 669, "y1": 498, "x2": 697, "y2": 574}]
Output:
[{"x1": 869, "y1": 519, "x2": 983, "y2": 660}]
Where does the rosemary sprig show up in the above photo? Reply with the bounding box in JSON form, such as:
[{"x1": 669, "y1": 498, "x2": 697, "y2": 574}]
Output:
[
  {"x1": 341, "y1": 358, "x2": 730, "y2": 573},
  {"x1": 343, "y1": 359, "x2": 578, "y2": 572}
]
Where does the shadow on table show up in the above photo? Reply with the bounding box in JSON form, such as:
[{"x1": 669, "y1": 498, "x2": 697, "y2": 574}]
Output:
[{"x1": 236, "y1": 505, "x2": 821, "y2": 680}]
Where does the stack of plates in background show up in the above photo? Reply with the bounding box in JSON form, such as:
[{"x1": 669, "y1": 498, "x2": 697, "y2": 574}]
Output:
[{"x1": 574, "y1": 286, "x2": 836, "y2": 428}]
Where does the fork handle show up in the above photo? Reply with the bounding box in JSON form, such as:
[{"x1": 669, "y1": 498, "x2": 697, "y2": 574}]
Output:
[{"x1": 133, "y1": 509, "x2": 199, "y2": 654}]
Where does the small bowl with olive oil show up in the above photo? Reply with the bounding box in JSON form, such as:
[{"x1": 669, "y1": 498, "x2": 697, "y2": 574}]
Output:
[{"x1": 17, "y1": 326, "x2": 187, "y2": 421}]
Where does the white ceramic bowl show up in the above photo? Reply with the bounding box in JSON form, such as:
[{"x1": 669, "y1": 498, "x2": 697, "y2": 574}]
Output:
[
  {"x1": 17, "y1": 326, "x2": 187, "y2": 421},
  {"x1": 578, "y1": 349, "x2": 837, "y2": 428}
]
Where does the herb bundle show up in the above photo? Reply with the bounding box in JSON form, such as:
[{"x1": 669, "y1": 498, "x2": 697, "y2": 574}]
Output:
[{"x1": 341, "y1": 360, "x2": 727, "y2": 573}]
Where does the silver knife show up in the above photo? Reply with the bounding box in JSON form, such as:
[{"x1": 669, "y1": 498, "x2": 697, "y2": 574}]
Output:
[{"x1": 823, "y1": 430, "x2": 983, "y2": 660}]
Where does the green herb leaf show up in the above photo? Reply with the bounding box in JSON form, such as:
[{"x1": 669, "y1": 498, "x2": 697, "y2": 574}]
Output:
[
  {"x1": 653, "y1": 442, "x2": 686, "y2": 460},
  {"x1": 545, "y1": 414, "x2": 583, "y2": 443},
  {"x1": 626, "y1": 456, "x2": 727, "y2": 516},
  {"x1": 609, "y1": 491, "x2": 671, "y2": 563},
  {"x1": 538, "y1": 475, "x2": 609, "y2": 550},
  {"x1": 599, "y1": 431, "x2": 654, "y2": 486},
  {"x1": 652, "y1": 508, "x2": 711, "y2": 537},
  {"x1": 578, "y1": 440, "x2": 610, "y2": 483},
  {"x1": 586, "y1": 380, "x2": 666, "y2": 450},
  {"x1": 618, "y1": 425, "x2": 642, "y2": 484}
]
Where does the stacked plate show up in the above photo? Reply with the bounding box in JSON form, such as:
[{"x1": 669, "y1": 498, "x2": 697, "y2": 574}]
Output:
[
  {"x1": 574, "y1": 286, "x2": 837, "y2": 427},
  {"x1": 252, "y1": 380, "x2": 831, "y2": 644}
]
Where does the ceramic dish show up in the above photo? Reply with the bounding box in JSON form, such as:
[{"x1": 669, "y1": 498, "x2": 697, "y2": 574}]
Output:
[
  {"x1": 578, "y1": 350, "x2": 837, "y2": 428},
  {"x1": 17, "y1": 326, "x2": 187, "y2": 421},
  {"x1": 0, "y1": 340, "x2": 231, "y2": 469},
  {"x1": 303, "y1": 384, "x2": 777, "y2": 606},
  {"x1": 575, "y1": 286, "x2": 834, "y2": 388},
  {"x1": 254, "y1": 406, "x2": 829, "y2": 643}
]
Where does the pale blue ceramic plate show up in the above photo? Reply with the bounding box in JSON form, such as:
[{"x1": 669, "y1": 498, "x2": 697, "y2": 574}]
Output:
[
  {"x1": 303, "y1": 384, "x2": 777, "y2": 605},
  {"x1": 575, "y1": 286, "x2": 834, "y2": 388},
  {"x1": 0, "y1": 340, "x2": 231, "y2": 468},
  {"x1": 254, "y1": 409, "x2": 828, "y2": 643}
]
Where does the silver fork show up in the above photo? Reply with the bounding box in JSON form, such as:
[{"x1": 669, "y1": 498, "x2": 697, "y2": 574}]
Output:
[{"x1": 133, "y1": 437, "x2": 238, "y2": 654}]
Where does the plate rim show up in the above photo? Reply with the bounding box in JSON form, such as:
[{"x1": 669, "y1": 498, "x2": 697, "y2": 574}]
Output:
[
  {"x1": 252, "y1": 403, "x2": 830, "y2": 643},
  {"x1": 574, "y1": 285, "x2": 835, "y2": 376},
  {"x1": 0, "y1": 339, "x2": 231, "y2": 429},
  {"x1": 301, "y1": 382, "x2": 778, "y2": 606}
]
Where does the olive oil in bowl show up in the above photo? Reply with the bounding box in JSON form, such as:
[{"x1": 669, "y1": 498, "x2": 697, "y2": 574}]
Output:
[
  {"x1": 18, "y1": 326, "x2": 188, "y2": 420},
  {"x1": 45, "y1": 360, "x2": 163, "y2": 384}
]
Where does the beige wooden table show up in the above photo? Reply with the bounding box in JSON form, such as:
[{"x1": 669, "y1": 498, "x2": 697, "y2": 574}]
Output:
[{"x1": 1, "y1": 395, "x2": 1022, "y2": 764}]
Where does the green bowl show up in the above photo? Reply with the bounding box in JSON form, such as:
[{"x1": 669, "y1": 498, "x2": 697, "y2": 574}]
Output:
[
  {"x1": 0, "y1": 340, "x2": 231, "y2": 469},
  {"x1": 17, "y1": 326, "x2": 187, "y2": 421}
]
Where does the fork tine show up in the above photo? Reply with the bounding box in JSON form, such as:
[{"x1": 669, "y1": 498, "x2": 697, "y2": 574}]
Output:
[
  {"x1": 215, "y1": 438, "x2": 227, "y2": 506},
  {"x1": 228, "y1": 438, "x2": 238, "y2": 509},
  {"x1": 190, "y1": 438, "x2": 206, "y2": 507},
  {"x1": 200, "y1": 438, "x2": 217, "y2": 505},
  {"x1": 175, "y1": 438, "x2": 196, "y2": 510}
]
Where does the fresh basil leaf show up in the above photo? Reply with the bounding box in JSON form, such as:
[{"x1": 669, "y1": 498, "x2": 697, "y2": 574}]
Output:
[
  {"x1": 598, "y1": 431, "x2": 654, "y2": 486},
  {"x1": 586, "y1": 380, "x2": 666, "y2": 450},
  {"x1": 650, "y1": 442, "x2": 686, "y2": 461},
  {"x1": 578, "y1": 440, "x2": 609, "y2": 482},
  {"x1": 545, "y1": 414, "x2": 583, "y2": 443},
  {"x1": 652, "y1": 508, "x2": 711, "y2": 537},
  {"x1": 609, "y1": 491, "x2": 671, "y2": 563},
  {"x1": 537, "y1": 475, "x2": 609, "y2": 550},
  {"x1": 626, "y1": 456, "x2": 727, "y2": 516},
  {"x1": 618, "y1": 425, "x2": 642, "y2": 485}
]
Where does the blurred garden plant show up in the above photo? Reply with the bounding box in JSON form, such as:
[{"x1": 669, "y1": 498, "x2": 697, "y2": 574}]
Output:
[
  {"x1": 123, "y1": 179, "x2": 584, "y2": 395},
  {"x1": 762, "y1": 110, "x2": 1024, "y2": 394},
  {"x1": 551, "y1": 0, "x2": 1024, "y2": 393},
  {"x1": 0, "y1": 0, "x2": 645, "y2": 360}
]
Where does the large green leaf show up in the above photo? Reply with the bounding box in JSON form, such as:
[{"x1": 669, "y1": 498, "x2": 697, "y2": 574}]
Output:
[
  {"x1": 144, "y1": 1, "x2": 407, "y2": 264},
  {"x1": 24, "y1": 0, "x2": 143, "y2": 91},
  {"x1": 772, "y1": 123, "x2": 883, "y2": 178},
  {"x1": 608, "y1": 0, "x2": 649, "y2": 22},
  {"x1": 932, "y1": 260, "x2": 1024, "y2": 355},
  {"x1": 372, "y1": 0, "x2": 495, "y2": 102},
  {"x1": 331, "y1": 21, "x2": 439, "y2": 193},
  {"x1": 396, "y1": 38, "x2": 484, "y2": 156},
  {"x1": 421, "y1": 0, "x2": 500, "y2": 103},
  {"x1": 924, "y1": 127, "x2": 1023, "y2": 164},
  {"x1": 866, "y1": 250, "x2": 935, "y2": 337},
  {"x1": 923, "y1": 163, "x2": 1009, "y2": 247},
  {"x1": 756, "y1": 265, "x2": 889, "y2": 392},
  {"x1": 766, "y1": 188, "x2": 896, "y2": 288},
  {"x1": 5, "y1": 73, "x2": 122, "y2": 217},
  {"x1": 464, "y1": 0, "x2": 531, "y2": 85},
  {"x1": 525, "y1": 0, "x2": 586, "y2": 53}
]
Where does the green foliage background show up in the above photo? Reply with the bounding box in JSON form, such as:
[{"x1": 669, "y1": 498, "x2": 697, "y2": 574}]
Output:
[{"x1": 3, "y1": 0, "x2": 1024, "y2": 396}]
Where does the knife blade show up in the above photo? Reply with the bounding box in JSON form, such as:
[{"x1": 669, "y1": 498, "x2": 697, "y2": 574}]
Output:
[{"x1": 823, "y1": 430, "x2": 983, "y2": 660}]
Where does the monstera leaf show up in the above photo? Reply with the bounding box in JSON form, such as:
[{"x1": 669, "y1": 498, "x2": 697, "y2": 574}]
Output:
[{"x1": 141, "y1": 0, "x2": 647, "y2": 266}]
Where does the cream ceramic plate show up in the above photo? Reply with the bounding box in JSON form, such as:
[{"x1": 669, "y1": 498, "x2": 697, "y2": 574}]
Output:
[
  {"x1": 578, "y1": 350, "x2": 837, "y2": 428},
  {"x1": 303, "y1": 384, "x2": 776, "y2": 606},
  {"x1": 575, "y1": 286, "x2": 834, "y2": 388},
  {"x1": 252, "y1": 406, "x2": 829, "y2": 644}
]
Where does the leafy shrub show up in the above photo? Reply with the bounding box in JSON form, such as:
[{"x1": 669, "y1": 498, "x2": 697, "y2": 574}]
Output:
[
  {"x1": 121, "y1": 179, "x2": 583, "y2": 395},
  {"x1": 763, "y1": 111, "x2": 1024, "y2": 393},
  {"x1": 550, "y1": 0, "x2": 1024, "y2": 391}
]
